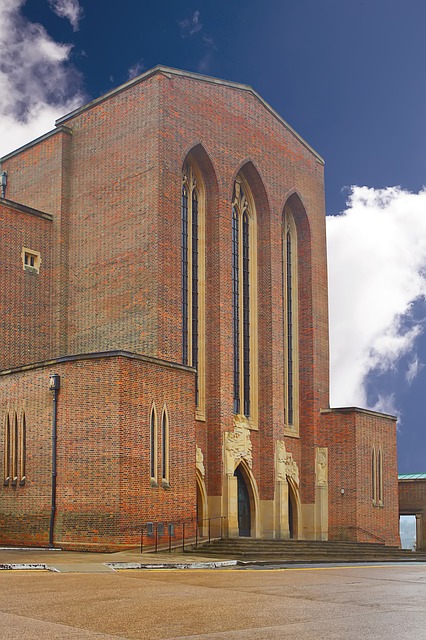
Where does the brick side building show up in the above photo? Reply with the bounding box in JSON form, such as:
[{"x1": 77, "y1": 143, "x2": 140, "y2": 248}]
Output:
[{"x1": 0, "y1": 66, "x2": 400, "y2": 550}]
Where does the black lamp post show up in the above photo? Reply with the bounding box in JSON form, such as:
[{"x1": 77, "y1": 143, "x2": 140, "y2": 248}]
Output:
[{"x1": 48, "y1": 374, "x2": 60, "y2": 547}]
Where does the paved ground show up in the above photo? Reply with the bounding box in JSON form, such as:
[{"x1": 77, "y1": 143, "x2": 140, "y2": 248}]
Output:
[
  {"x1": 1, "y1": 560, "x2": 426, "y2": 639},
  {"x1": 0, "y1": 547, "x2": 234, "y2": 572}
]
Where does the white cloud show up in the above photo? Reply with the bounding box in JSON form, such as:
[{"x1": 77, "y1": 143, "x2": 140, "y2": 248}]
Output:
[
  {"x1": 127, "y1": 60, "x2": 145, "y2": 80},
  {"x1": 178, "y1": 10, "x2": 203, "y2": 37},
  {"x1": 327, "y1": 186, "x2": 426, "y2": 410},
  {"x1": 48, "y1": 0, "x2": 83, "y2": 31},
  {"x1": 406, "y1": 356, "x2": 423, "y2": 384},
  {"x1": 198, "y1": 34, "x2": 216, "y2": 74},
  {"x1": 0, "y1": 0, "x2": 84, "y2": 157}
]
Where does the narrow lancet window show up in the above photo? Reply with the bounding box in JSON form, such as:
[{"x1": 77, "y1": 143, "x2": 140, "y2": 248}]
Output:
[
  {"x1": 19, "y1": 412, "x2": 26, "y2": 484},
  {"x1": 150, "y1": 405, "x2": 157, "y2": 482},
  {"x1": 283, "y1": 207, "x2": 299, "y2": 432},
  {"x1": 161, "y1": 408, "x2": 169, "y2": 483},
  {"x1": 232, "y1": 176, "x2": 256, "y2": 421},
  {"x1": 192, "y1": 190, "x2": 199, "y2": 406},
  {"x1": 232, "y1": 205, "x2": 240, "y2": 414},
  {"x1": 3, "y1": 414, "x2": 10, "y2": 485},
  {"x1": 182, "y1": 186, "x2": 189, "y2": 365},
  {"x1": 378, "y1": 448, "x2": 384, "y2": 505},
  {"x1": 181, "y1": 160, "x2": 205, "y2": 417},
  {"x1": 286, "y1": 231, "x2": 294, "y2": 425},
  {"x1": 12, "y1": 412, "x2": 18, "y2": 484},
  {"x1": 372, "y1": 447, "x2": 377, "y2": 504},
  {"x1": 242, "y1": 211, "x2": 250, "y2": 417}
]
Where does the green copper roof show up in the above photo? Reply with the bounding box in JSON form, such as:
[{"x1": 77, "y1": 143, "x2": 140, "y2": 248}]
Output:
[{"x1": 398, "y1": 473, "x2": 426, "y2": 480}]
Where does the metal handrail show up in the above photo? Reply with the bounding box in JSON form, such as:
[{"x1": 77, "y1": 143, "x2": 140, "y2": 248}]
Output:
[
  {"x1": 140, "y1": 516, "x2": 226, "y2": 554},
  {"x1": 333, "y1": 525, "x2": 386, "y2": 545}
]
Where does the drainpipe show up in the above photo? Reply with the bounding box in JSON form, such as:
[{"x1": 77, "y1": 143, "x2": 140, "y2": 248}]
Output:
[{"x1": 48, "y1": 374, "x2": 60, "y2": 547}]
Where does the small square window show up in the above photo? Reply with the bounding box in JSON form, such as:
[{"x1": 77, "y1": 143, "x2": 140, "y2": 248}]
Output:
[{"x1": 22, "y1": 248, "x2": 41, "y2": 273}]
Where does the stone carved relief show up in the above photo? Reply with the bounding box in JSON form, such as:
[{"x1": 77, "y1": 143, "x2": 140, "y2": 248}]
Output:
[
  {"x1": 276, "y1": 440, "x2": 299, "y2": 486},
  {"x1": 182, "y1": 163, "x2": 197, "y2": 192},
  {"x1": 224, "y1": 422, "x2": 253, "y2": 475},
  {"x1": 196, "y1": 446, "x2": 205, "y2": 477},
  {"x1": 276, "y1": 440, "x2": 287, "y2": 482},
  {"x1": 316, "y1": 447, "x2": 328, "y2": 487},
  {"x1": 232, "y1": 177, "x2": 249, "y2": 216}
]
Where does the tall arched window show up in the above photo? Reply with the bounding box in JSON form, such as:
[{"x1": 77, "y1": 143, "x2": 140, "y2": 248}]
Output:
[
  {"x1": 378, "y1": 448, "x2": 384, "y2": 505},
  {"x1": 150, "y1": 404, "x2": 157, "y2": 484},
  {"x1": 161, "y1": 407, "x2": 169, "y2": 485},
  {"x1": 19, "y1": 412, "x2": 26, "y2": 485},
  {"x1": 371, "y1": 446, "x2": 377, "y2": 504},
  {"x1": 12, "y1": 412, "x2": 18, "y2": 485},
  {"x1": 182, "y1": 160, "x2": 206, "y2": 419},
  {"x1": 3, "y1": 414, "x2": 10, "y2": 485},
  {"x1": 232, "y1": 176, "x2": 258, "y2": 423},
  {"x1": 283, "y1": 207, "x2": 299, "y2": 433}
]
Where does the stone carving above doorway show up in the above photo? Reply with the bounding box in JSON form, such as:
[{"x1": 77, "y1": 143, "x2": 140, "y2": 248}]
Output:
[
  {"x1": 276, "y1": 440, "x2": 299, "y2": 486},
  {"x1": 224, "y1": 421, "x2": 253, "y2": 475}
]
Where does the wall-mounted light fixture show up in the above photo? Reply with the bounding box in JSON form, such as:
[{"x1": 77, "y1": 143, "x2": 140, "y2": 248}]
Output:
[
  {"x1": 49, "y1": 374, "x2": 60, "y2": 391},
  {"x1": 1, "y1": 172, "x2": 7, "y2": 199},
  {"x1": 341, "y1": 488, "x2": 345, "y2": 495}
]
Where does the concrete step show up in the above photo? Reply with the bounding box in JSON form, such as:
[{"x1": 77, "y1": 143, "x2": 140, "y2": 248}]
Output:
[{"x1": 190, "y1": 539, "x2": 426, "y2": 562}]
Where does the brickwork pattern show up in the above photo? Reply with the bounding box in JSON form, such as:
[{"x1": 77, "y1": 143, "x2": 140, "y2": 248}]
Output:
[{"x1": 0, "y1": 200, "x2": 53, "y2": 370}]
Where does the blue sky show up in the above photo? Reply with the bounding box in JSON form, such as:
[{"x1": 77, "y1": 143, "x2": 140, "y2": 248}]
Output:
[{"x1": 2, "y1": 0, "x2": 426, "y2": 472}]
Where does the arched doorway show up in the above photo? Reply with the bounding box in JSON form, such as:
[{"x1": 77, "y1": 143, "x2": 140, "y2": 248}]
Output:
[
  {"x1": 234, "y1": 465, "x2": 251, "y2": 537},
  {"x1": 288, "y1": 479, "x2": 299, "y2": 539},
  {"x1": 196, "y1": 469, "x2": 208, "y2": 537}
]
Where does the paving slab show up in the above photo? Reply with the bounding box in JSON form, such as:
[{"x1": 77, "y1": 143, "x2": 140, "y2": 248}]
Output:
[{"x1": 0, "y1": 546, "x2": 236, "y2": 572}]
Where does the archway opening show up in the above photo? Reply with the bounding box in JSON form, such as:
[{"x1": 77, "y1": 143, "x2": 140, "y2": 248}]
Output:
[
  {"x1": 196, "y1": 480, "x2": 203, "y2": 528},
  {"x1": 288, "y1": 481, "x2": 298, "y2": 540},
  {"x1": 196, "y1": 471, "x2": 208, "y2": 537},
  {"x1": 400, "y1": 515, "x2": 417, "y2": 550},
  {"x1": 234, "y1": 465, "x2": 251, "y2": 537}
]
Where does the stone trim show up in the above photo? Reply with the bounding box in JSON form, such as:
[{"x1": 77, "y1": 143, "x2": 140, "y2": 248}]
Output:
[
  {"x1": 0, "y1": 198, "x2": 52, "y2": 221},
  {"x1": 0, "y1": 350, "x2": 196, "y2": 377},
  {"x1": 54, "y1": 66, "x2": 324, "y2": 164}
]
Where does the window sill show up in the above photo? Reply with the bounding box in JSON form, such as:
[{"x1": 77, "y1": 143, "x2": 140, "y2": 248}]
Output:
[
  {"x1": 284, "y1": 428, "x2": 300, "y2": 438},
  {"x1": 24, "y1": 266, "x2": 39, "y2": 275}
]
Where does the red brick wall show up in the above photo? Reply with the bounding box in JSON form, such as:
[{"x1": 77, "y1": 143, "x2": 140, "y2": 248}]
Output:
[
  {"x1": 0, "y1": 353, "x2": 196, "y2": 550},
  {"x1": 2, "y1": 128, "x2": 71, "y2": 217},
  {"x1": 321, "y1": 408, "x2": 400, "y2": 546},
  {"x1": 0, "y1": 200, "x2": 53, "y2": 370},
  {"x1": 61, "y1": 76, "x2": 161, "y2": 359}
]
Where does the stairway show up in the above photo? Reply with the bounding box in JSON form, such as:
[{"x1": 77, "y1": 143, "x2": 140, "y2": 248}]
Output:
[{"x1": 190, "y1": 538, "x2": 426, "y2": 563}]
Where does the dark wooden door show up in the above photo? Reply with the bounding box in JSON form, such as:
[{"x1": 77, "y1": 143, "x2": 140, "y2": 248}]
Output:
[{"x1": 235, "y1": 466, "x2": 251, "y2": 537}]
